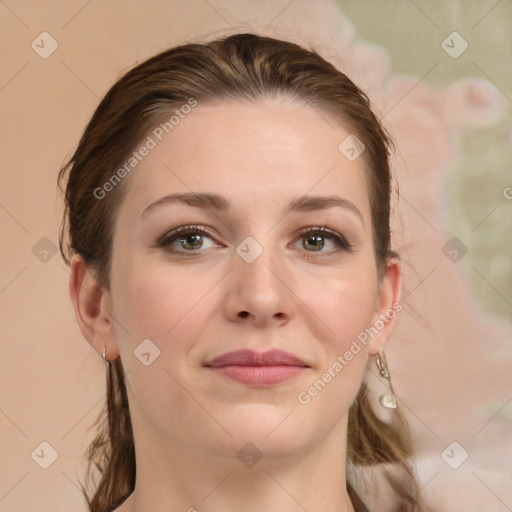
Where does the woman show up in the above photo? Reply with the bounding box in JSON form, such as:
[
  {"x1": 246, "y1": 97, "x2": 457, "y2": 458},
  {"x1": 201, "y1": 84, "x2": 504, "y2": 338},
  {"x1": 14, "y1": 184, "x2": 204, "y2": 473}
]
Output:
[{"x1": 58, "y1": 32, "x2": 425, "y2": 512}]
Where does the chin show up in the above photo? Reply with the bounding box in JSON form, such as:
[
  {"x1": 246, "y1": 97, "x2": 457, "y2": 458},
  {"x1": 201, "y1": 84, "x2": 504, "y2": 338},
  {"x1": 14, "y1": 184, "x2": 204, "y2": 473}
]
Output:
[{"x1": 211, "y1": 404, "x2": 313, "y2": 454}]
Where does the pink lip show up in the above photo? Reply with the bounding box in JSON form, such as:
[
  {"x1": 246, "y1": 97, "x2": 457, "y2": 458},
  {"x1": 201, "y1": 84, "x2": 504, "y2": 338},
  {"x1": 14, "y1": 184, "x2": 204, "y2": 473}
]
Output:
[{"x1": 204, "y1": 349, "x2": 309, "y2": 387}]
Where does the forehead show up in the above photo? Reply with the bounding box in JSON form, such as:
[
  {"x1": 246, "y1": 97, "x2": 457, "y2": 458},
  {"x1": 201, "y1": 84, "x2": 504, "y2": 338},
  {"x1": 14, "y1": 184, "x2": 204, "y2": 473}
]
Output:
[{"x1": 118, "y1": 98, "x2": 371, "y2": 220}]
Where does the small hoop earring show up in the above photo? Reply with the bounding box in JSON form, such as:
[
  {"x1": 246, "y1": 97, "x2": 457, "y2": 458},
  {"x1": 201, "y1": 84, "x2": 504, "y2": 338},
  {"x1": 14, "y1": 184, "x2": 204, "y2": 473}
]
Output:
[
  {"x1": 102, "y1": 347, "x2": 107, "y2": 362},
  {"x1": 376, "y1": 348, "x2": 397, "y2": 409}
]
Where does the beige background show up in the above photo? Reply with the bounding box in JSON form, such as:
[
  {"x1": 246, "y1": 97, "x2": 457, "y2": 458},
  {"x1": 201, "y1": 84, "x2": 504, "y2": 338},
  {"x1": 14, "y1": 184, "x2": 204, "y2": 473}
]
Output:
[{"x1": 0, "y1": 1, "x2": 511, "y2": 511}]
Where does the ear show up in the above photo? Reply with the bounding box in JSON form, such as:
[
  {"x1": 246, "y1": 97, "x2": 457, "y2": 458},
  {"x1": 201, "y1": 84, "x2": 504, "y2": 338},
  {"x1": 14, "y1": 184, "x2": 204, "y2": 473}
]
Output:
[
  {"x1": 367, "y1": 255, "x2": 402, "y2": 356},
  {"x1": 69, "y1": 253, "x2": 119, "y2": 360}
]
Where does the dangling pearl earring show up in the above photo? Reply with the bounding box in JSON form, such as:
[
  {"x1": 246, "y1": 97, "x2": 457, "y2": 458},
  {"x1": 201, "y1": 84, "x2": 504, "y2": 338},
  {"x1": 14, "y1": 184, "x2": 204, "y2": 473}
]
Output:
[{"x1": 376, "y1": 348, "x2": 397, "y2": 409}]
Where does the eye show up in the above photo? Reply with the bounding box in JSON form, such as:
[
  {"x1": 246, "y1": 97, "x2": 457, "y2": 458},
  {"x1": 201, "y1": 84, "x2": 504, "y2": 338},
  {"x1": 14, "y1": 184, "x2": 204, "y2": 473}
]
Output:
[
  {"x1": 155, "y1": 224, "x2": 353, "y2": 255},
  {"x1": 156, "y1": 225, "x2": 220, "y2": 253},
  {"x1": 296, "y1": 226, "x2": 353, "y2": 254}
]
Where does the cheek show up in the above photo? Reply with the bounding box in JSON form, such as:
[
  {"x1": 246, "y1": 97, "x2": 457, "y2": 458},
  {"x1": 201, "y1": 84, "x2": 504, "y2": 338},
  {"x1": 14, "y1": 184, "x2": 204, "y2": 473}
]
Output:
[
  {"x1": 293, "y1": 262, "x2": 377, "y2": 399},
  {"x1": 297, "y1": 263, "x2": 378, "y2": 349},
  {"x1": 109, "y1": 263, "x2": 216, "y2": 423},
  {"x1": 111, "y1": 258, "x2": 222, "y2": 353},
  {"x1": 294, "y1": 272, "x2": 376, "y2": 418}
]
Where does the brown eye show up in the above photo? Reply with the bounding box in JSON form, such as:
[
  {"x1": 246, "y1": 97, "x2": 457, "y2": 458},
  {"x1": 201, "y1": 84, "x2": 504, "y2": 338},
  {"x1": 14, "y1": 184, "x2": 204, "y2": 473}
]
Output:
[
  {"x1": 303, "y1": 234, "x2": 325, "y2": 251},
  {"x1": 298, "y1": 227, "x2": 353, "y2": 253},
  {"x1": 157, "y1": 225, "x2": 219, "y2": 253},
  {"x1": 177, "y1": 233, "x2": 204, "y2": 250}
]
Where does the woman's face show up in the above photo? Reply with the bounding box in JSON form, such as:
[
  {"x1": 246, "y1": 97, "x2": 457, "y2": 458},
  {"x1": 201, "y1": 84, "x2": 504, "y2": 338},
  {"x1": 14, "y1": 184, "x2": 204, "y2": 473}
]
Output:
[{"x1": 103, "y1": 98, "x2": 399, "y2": 464}]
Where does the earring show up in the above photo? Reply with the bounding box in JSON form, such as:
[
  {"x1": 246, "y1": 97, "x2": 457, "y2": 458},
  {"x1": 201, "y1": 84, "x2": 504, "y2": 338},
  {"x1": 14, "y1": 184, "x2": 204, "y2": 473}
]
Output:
[
  {"x1": 102, "y1": 347, "x2": 108, "y2": 363},
  {"x1": 376, "y1": 348, "x2": 397, "y2": 409}
]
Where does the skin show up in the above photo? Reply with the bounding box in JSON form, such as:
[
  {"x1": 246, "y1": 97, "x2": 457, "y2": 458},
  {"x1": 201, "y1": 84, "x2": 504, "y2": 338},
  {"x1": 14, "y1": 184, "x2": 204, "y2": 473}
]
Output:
[{"x1": 69, "y1": 97, "x2": 401, "y2": 512}]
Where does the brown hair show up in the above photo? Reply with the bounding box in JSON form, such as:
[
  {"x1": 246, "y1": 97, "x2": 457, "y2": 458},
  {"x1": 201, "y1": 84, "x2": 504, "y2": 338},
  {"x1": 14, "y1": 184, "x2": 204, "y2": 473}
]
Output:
[{"x1": 59, "y1": 32, "x2": 424, "y2": 511}]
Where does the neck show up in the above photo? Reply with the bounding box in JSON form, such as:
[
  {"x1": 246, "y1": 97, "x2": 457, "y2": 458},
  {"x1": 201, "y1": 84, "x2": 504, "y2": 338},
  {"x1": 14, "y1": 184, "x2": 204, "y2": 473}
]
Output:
[{"x1": 119, "y1": 409, "x2": 356, "y2": 512}]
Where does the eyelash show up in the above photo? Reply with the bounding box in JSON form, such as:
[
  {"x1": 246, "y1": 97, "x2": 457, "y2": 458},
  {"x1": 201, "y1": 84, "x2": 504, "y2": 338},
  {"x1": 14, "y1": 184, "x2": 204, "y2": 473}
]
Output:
[{"x1": 156, "y1": 224, "x2": 354, "y2": 256}]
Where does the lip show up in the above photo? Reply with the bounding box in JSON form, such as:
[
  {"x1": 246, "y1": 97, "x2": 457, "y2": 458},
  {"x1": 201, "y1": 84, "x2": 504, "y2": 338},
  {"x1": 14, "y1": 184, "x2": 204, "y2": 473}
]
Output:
[{"x1": 204, "y1": 349, "x2": 309, "y2": 387}]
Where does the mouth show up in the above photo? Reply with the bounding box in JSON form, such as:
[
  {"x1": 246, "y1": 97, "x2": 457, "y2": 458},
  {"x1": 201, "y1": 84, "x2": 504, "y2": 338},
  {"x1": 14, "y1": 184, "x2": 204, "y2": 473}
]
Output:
[{"x1": 204, "y1": 349, "x2": 309, "y2": 387}]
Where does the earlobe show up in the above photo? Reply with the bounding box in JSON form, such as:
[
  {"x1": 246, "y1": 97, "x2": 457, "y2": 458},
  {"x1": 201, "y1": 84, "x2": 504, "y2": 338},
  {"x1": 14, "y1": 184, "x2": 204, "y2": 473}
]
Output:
[
  {"x1": 69, "y1": 253, "x2": 118, "y2": 360},
  {"x1": 367, "y1": 256, "x2": 402, "y2": 356}
]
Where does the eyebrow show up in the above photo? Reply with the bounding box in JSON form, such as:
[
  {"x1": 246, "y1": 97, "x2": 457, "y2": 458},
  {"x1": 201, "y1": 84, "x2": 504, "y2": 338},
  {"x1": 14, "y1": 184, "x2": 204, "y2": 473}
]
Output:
[{"x1": 141, "y1": 192, "x2": 364, "y2": 226}]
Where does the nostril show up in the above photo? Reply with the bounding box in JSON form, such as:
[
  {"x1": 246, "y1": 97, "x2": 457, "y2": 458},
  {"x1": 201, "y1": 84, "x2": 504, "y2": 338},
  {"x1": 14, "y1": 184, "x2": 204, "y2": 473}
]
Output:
[{"x1": 239, "y1": 311, "x2": 249, "y2": 318}]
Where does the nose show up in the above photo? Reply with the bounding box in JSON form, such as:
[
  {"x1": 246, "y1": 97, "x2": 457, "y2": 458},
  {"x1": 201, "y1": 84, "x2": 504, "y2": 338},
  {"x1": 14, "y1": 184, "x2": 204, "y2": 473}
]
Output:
[{"x1": 222, "y1": 242, "x2": 294, "y2": 328}]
